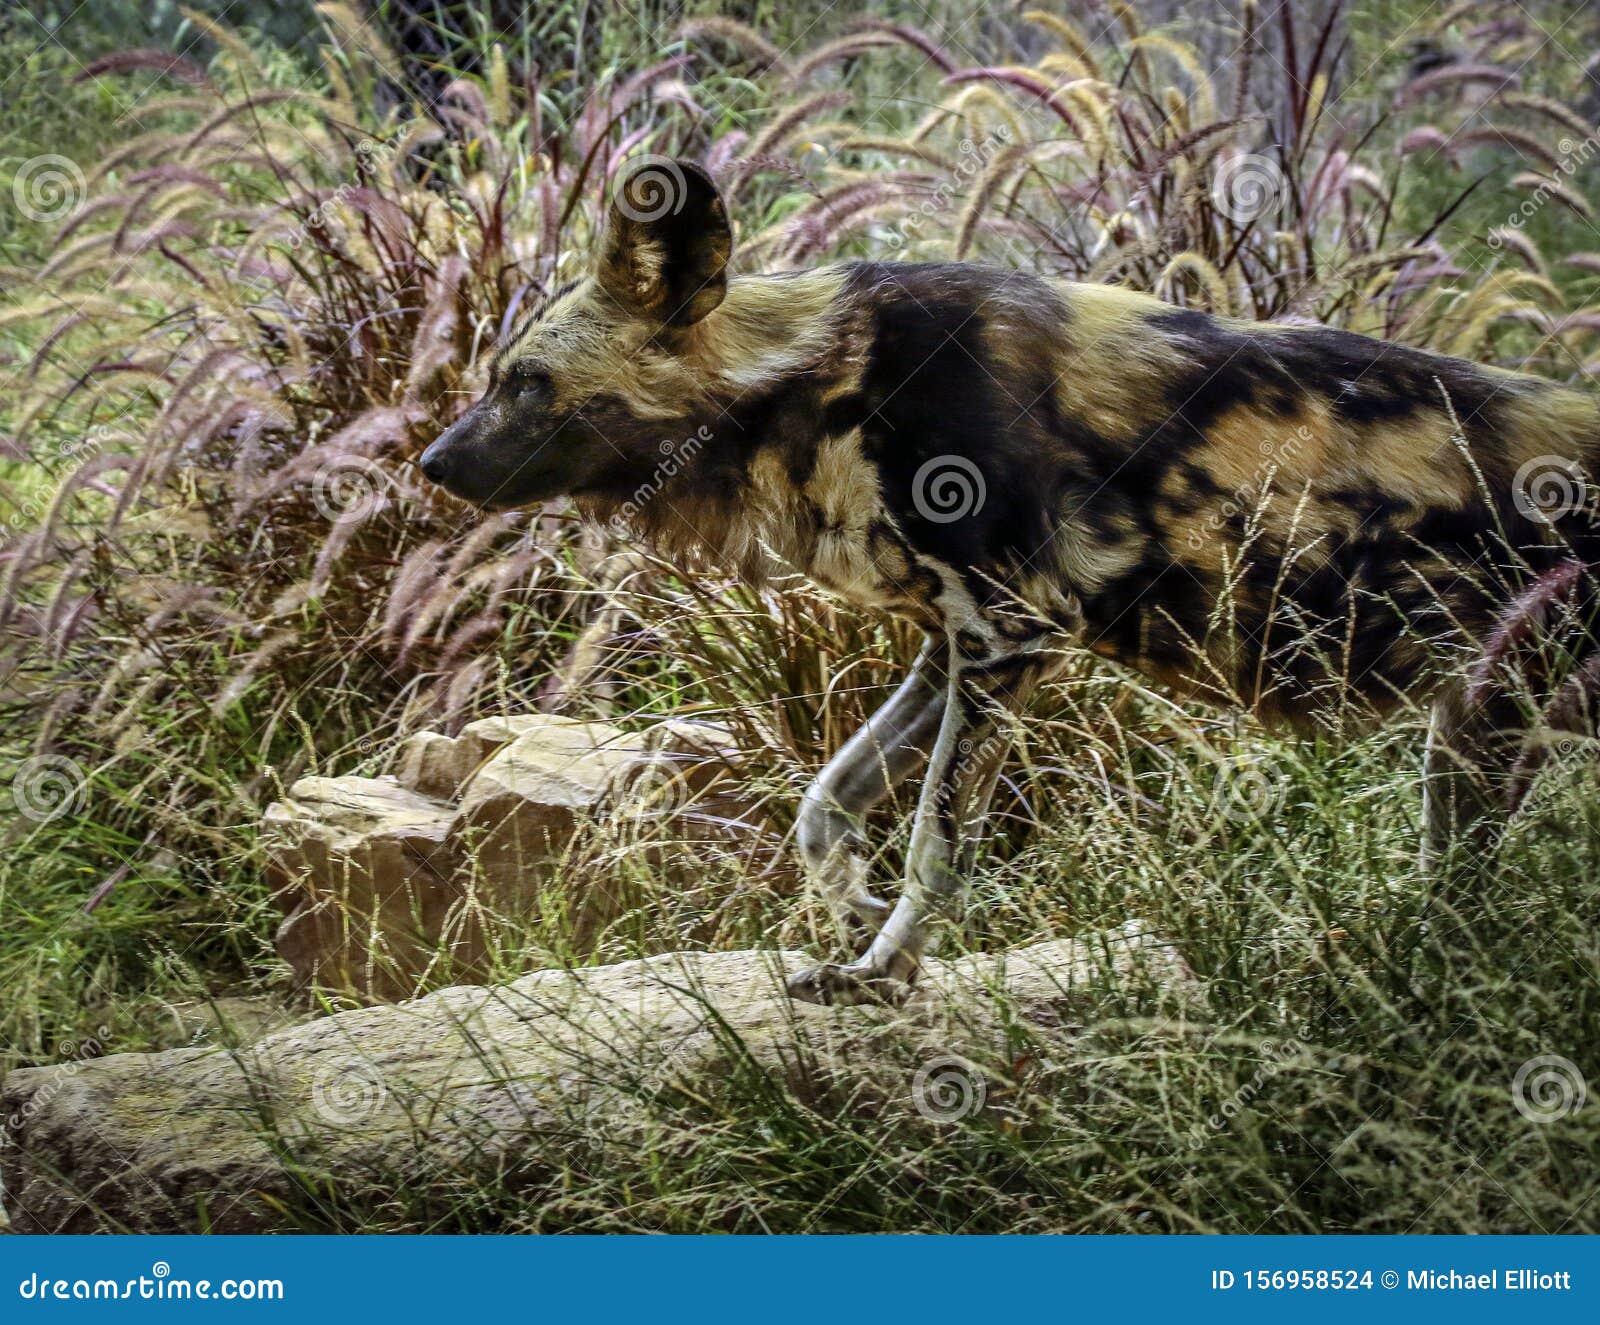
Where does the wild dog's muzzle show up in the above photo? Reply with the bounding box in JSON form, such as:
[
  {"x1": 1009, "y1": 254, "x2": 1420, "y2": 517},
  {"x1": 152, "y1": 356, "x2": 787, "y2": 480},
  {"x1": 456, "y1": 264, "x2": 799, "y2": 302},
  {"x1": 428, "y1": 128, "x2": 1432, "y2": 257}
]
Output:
[
  {"x1": 418, "y1": 414, "x2": 468, "y2": 488},
  {"x1": 417, "y1": 406, "x2": 522, "y2": 508}
]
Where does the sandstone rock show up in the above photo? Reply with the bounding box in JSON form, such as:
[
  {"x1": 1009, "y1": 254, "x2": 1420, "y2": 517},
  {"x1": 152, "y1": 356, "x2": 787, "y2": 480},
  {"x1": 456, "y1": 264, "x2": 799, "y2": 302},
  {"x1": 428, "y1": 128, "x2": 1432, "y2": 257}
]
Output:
[
  {"x1": 389, "y1": 730, "x2": 468, "y2": 800},
  {"x1": 0, "y1": 924, "x2": 1192, "y2": 1233},
  {"x1": 389, "y1": 713, "x2": 584, "y2": 800},
  {"x1": 265, "y1": 715, "x2": 782, "y2": 1001},
  {"x1": 264, "y1": 775, "x2": 464, "y2": 1002},
  {"x1": 454, "y1": 718, "x2": 753, "y2": 884}
]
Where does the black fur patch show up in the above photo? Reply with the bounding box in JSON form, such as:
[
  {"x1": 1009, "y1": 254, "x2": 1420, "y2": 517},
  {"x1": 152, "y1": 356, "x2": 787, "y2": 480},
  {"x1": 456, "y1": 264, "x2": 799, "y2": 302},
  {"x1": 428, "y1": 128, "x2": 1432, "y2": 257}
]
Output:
[{"x1": 841, "y1": 263, "x2": 1084, "y2": 583}]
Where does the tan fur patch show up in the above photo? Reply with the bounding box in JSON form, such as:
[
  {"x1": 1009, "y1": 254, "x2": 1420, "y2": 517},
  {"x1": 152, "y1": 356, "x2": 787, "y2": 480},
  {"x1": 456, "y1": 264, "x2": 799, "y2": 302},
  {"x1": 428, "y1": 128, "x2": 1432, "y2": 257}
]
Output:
[{"x1": 1049, "y1": 281, "x2": 1189, "y2": 443}]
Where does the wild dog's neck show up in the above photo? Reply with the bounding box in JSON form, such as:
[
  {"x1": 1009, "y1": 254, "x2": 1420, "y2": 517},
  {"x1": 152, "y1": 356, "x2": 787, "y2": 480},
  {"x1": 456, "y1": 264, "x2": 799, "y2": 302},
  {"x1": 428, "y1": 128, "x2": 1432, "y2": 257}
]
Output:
[
  {"x1": 676, "y1": 265, "x2": 854, "y2": 399},
  {"x1": 595, "y1": 265, "x2": 856, "y2": 576}
]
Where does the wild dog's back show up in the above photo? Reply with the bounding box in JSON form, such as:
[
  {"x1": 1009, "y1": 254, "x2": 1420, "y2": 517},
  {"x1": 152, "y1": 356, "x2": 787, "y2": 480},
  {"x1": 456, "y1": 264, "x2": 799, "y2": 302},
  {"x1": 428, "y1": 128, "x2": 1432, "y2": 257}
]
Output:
[
  {"x1": 1051, "y1": 282, "x2": 1599, "y2": 721},
  {"x1": 827, "y1": 263, "x2": 1600, "y2": 723}
]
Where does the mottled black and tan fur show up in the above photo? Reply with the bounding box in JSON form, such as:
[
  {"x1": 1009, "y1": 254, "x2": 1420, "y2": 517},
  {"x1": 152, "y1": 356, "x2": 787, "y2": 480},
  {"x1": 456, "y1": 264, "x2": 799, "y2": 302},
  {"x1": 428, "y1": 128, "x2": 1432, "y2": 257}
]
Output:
[{"x1": 421, "y1": 160, "x2": 1600, "y2": 1004}]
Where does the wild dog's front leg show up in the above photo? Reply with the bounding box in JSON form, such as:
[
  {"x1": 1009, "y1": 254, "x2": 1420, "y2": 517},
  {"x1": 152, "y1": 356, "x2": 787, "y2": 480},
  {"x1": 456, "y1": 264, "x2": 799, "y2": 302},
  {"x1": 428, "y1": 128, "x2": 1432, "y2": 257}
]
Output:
[
  {"x1": 795, "y1": 637, "x2": 946, "y2": 940},
  {"x1": 788, "y1": 637, "x2": 1068, "y2": 1006}
]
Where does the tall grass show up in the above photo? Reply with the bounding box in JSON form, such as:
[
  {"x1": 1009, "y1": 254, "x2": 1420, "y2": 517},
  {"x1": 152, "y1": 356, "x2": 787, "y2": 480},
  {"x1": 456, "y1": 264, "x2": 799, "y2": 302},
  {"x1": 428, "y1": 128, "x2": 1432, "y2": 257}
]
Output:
[{"x1": 1, "y1": 0, "x2": 1598, "y2": 1232}]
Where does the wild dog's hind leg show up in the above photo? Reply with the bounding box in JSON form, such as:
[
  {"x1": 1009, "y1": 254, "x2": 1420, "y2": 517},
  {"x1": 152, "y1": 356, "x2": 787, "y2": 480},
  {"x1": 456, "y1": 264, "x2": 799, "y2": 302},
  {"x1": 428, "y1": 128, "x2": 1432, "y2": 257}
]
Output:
[
  {"x1": 796, "y1": 637, "x2": 947, "y2": 941},
  {"x1": 788, "y1": 633, "x2": 1071, "y2": 1006}
]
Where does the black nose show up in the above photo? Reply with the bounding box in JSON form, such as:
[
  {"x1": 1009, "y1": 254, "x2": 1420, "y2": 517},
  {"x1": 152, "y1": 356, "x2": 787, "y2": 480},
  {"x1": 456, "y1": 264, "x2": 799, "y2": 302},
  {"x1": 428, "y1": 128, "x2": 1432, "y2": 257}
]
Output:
[{"x1": 419, "y1": 448, "x2": 449, "y2": 483}]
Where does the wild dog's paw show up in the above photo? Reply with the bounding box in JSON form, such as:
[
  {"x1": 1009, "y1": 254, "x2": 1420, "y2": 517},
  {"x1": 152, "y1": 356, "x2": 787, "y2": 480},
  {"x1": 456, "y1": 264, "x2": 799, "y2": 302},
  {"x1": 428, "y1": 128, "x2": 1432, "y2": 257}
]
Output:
[{"x1": 786, "y1": 958, "x2": 914, "y2": 1007}]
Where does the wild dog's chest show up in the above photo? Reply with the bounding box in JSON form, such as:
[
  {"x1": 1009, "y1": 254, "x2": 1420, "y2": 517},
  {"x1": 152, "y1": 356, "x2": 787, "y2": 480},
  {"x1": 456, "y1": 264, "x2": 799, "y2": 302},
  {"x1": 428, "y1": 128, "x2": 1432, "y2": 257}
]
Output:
[{"x1": 750, "y1": 437, "x2": 942, "y2": 625}]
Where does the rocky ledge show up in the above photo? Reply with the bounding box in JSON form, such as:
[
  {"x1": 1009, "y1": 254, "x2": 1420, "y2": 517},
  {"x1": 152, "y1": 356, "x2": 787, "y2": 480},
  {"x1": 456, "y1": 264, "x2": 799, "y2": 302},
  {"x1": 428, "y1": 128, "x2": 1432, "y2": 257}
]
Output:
[{"x1": 1, "y1": 924, "x2": 1192, "y2": 1233}]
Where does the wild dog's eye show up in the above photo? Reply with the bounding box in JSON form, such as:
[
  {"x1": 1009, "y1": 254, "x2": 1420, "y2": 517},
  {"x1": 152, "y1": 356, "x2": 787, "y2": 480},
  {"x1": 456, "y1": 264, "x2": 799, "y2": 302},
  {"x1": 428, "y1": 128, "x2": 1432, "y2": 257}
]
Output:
[{"x1": 507, "y1": 363, "x2": 551, "y2": 396}]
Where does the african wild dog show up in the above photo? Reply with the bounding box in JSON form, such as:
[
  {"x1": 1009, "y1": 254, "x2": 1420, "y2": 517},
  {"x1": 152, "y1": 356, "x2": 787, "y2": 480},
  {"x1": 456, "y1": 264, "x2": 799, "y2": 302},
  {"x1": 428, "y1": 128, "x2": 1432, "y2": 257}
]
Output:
[{"x1": 420, "y1": 159, "x2": 1600, "y2": 1005}]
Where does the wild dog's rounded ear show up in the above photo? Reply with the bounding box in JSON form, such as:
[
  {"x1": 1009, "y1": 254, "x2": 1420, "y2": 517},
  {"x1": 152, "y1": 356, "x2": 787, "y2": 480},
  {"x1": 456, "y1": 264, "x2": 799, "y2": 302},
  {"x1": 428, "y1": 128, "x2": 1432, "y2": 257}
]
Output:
[{"x1": 597, "y1": 157, "x2": 731, "y2": 327}]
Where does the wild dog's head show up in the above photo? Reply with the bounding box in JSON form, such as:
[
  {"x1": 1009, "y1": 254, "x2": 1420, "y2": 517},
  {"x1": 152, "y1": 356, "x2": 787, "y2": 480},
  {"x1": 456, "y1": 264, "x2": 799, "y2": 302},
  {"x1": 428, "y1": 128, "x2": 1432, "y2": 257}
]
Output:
[{"x1": 418, "y1": 158, "x2": 732, "y2": 510}]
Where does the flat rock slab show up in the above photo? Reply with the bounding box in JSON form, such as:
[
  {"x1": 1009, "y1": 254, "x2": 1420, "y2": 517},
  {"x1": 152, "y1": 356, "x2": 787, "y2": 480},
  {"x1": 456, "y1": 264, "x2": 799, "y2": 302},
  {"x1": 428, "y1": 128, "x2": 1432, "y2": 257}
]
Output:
[{"x1": 1, "y1": 925, "x2": 1191, "y2": 1233}]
